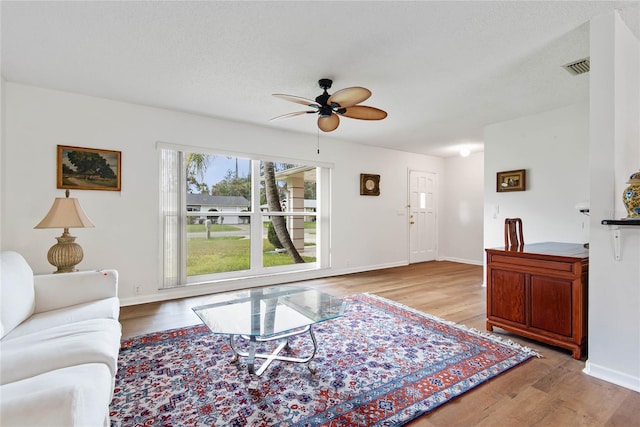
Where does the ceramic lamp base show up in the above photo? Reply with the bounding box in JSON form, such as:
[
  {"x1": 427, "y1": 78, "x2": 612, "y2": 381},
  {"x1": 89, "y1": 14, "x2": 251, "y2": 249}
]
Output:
[{"x1": 47, "y1": 231, "x2": 84, "y2": 273}]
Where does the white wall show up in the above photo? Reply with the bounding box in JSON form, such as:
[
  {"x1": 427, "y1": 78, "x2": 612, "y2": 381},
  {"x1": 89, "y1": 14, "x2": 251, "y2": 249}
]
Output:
[
  {"x1": 440, "y1": 151, "x2": 484, "y2": 264},
  {"x1": 0, "y1": 77, "x2": 5, "y2": 250},
  {"x1": 1, "y1": 83, "x2": 444, "y2": 305},
  {"x1": 484, "y1": 102, "x2": 590, "y2": 249},
  {"x1": 585, "y1": 11, "x2": 640, "y2": 392}
]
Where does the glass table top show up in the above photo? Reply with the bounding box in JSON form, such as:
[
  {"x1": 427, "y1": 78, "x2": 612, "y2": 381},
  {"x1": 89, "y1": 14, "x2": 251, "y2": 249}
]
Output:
[{"x1": 192, "y1": 286, "x2": 346, "y2": 337}]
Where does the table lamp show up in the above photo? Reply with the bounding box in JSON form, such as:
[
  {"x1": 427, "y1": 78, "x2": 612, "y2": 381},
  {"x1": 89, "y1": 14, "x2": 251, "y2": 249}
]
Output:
[{"x1": 34, "y1": 189, "x2": 95, "y2": 273}]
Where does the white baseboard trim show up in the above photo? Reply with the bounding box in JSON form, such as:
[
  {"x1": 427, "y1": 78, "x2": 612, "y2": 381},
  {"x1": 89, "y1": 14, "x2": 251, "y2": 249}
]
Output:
[
  {"x1": 437, "y1": 256, "x2": 483, "y2": 266},
  {"x1": 119, "y1": 261, "x2": 408, "y2": 307},
  {"x1": 331, "y1": 261, "x2": 408, "y2": 277},
  {"x1": 583, "y1": 360, "x2": 640, "y2": 392},
  {"x1": 121, "y1": 259, "x2": 491, "y2": 307}
]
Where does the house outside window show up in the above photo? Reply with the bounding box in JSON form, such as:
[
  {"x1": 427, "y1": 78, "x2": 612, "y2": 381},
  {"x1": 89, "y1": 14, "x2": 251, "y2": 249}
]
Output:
[{"x1": 186, "y1": 194, "x2": 250, "y2": 224}]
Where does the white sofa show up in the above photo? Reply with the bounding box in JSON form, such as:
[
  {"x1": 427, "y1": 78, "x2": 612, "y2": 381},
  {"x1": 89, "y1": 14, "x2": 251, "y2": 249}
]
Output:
[{"x1": 0, "y1": 251, "x2": 121, "y2": 427}]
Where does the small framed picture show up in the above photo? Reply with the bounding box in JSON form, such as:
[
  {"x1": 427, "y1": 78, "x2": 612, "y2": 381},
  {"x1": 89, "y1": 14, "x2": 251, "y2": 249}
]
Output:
[
  {"x1": 497, "y1": 169, "x2": 526, "y2": 192},
  {"x1": 57, "y1": 145, "x2": 121, "y2": 191},
  {"x1": 360, "y1": 173, "x2": 380, "y2": 196}
]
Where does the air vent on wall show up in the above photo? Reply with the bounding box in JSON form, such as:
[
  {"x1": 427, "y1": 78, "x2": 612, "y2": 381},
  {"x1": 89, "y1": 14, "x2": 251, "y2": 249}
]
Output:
[{"x1": 563, "y1": 57, "x2": 590, "y2": 75}]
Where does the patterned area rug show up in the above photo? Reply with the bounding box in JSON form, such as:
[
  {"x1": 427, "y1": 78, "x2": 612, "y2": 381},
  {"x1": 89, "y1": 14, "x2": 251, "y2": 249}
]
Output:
[{"x1": 110, "y1": 294, "x2": 537, "y2": 426}]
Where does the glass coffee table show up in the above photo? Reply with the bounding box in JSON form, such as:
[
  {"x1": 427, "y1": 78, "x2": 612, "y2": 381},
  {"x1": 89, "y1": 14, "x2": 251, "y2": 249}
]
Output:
[{"x1": 192, "y1": 286, "x2": 346, "y2": 388}]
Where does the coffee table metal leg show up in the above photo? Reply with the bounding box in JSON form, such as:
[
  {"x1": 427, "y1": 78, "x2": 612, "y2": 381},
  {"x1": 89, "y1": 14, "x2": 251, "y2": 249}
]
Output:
[
  {"x1": 307, "y1": 326, "x2": 318, "y2": 374},
  {"x1": 247, "y1": 336, "x2": 260, "y2": 389},
  {"x1": 228, "y1": 325, "x2": 320, "y2": 388},
  {"x1": 229, "y1": 335, "x2": 240, "y2": 364},
  {"x1": 247, "y1": 336, "x2": 257, "y2": 376}
]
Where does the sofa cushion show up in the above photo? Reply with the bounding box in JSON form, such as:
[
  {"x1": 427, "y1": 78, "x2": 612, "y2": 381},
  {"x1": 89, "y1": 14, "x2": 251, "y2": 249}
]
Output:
[
  {"x1": 0, "y1": 363, "x2": 113, "y2": 427},
  {"x1": 2, "y1": 296, "x2": 120, "y2": 340},
  {"x1": 0, "y1": 318, "x2": 121, "y2": 385},
  {"x1": 0, "y1": 251, "x2": 35, "y2": 339}
]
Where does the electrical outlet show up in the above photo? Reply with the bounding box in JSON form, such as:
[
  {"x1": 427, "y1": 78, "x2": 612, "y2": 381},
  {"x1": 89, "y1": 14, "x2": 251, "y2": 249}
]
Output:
[{"x1": 135, "y1": 285, "x2": 140, "y2": 295}]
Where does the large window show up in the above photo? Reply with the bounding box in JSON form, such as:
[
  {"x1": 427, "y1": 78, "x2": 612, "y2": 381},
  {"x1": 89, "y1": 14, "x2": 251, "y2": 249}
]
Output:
[{"x1": 159, "y1": 144, "x2": 330, "y2": 289}]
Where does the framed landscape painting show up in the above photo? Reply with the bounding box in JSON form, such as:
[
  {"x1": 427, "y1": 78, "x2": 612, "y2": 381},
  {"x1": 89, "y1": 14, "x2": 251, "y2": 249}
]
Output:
[{"x1": 57, "y1": 145, "x2": 121, "y2": 191}]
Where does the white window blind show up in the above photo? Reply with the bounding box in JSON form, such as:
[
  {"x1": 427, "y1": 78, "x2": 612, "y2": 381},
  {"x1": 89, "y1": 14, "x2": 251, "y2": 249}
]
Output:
[{"x1": 159, "y1": 148, "x2": 183, "y2": 288}]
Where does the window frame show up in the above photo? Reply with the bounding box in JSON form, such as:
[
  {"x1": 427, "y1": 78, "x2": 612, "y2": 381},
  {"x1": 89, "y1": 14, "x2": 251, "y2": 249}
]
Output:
[{"x1": 158, "y1": 142, "x2": 332, "y2": 289}]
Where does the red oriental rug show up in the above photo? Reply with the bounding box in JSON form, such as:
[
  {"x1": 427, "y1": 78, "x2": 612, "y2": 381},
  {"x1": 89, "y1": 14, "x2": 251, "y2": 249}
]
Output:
[{"x1": 110, "y1": 294, "x2": 538, "y2": 426}]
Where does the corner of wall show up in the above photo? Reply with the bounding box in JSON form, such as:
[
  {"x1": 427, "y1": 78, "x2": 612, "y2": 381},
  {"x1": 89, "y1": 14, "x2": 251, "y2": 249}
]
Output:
[{"x1": 1, "y1": 77, "x2": 6, "y2": 249}]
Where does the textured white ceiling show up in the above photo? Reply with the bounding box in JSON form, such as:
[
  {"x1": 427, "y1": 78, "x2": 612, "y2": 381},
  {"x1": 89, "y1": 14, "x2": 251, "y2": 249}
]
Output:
[{"x1": 2, "y1": 1, "x2": 639, "y2": 157}]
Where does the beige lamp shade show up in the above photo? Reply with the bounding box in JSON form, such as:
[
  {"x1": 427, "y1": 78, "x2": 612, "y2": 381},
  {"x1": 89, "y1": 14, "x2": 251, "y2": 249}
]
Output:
[
  {"x1": 34, "y1": 190, "x2": 94, "y2": 273},
  {"x1": 35, "y1": 194, "x2": 95, "y2": 229}
]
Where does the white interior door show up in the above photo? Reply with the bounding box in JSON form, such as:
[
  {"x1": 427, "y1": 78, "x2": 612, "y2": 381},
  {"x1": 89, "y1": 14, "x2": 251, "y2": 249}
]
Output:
[{"x1": 409, "y1": 170, "x2": 436, "y2": 263}]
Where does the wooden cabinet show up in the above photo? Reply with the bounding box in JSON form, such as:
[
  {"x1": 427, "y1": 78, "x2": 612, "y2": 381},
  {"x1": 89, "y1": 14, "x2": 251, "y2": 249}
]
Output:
[{"x1": 486, "y1": 242, "x2": 588, "y2": 359}]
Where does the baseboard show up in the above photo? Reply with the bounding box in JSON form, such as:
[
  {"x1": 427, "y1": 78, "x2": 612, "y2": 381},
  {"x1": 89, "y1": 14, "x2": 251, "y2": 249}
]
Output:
[
  {"x1": 437, "y1": 256, "x2": 483, "y2": 266},
  {"x1": 583, "y1": 360, "x2": 640, "y2": 392},
  {"x1": 331, "y1": 261, "x2": 408, "y2": 277},
  {"x1": 119, "y1": 261, "x2": 409, "y2": 307}
]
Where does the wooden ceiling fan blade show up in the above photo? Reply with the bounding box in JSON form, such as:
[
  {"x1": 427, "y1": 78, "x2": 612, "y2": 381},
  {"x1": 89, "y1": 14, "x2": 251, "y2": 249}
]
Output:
[
  {"x1": 318, "y1": 114, "x2": 340, "y2": 132},
  {"x1": 341, "y1": 105, "x2": 388, "y2": 120},
  {"x1": 270, "y1": 111, "x2": 316, "y2": 121},
  {"x1": 328, "y1": 87, "x2": 371, "y2": 107},
  {"x1": 273, "y1": 94, "x2": 320, "y2": 107}
]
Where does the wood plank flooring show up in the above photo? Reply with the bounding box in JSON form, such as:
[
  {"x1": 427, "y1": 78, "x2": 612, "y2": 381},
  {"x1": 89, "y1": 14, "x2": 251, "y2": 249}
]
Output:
[{"x1": 119, "y1": 261, "x2": 639, "y2": 426}]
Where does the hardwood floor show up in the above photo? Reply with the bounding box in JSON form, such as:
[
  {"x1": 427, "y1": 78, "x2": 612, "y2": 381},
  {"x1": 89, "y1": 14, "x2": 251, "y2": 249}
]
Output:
[{"x1": 119, "y1": 261, "x2": 639, "y2": 427}]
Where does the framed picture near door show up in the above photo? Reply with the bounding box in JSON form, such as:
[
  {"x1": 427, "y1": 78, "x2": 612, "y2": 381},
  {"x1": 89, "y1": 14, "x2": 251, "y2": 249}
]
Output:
[
  {"x1": 360, "y1": 173, "x2": 380, "y2": 196},
  {"x1": 57, "y1": 145, "x2": 122, "y2": 191},
  {"x1": 496, "y1": 169, "x2": 526, "y2": 192}
]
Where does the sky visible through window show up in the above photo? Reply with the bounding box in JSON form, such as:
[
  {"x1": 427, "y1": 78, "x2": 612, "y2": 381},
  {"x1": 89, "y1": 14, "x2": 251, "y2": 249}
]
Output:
[{"x1": 204, "y1": 156, "x2": 250, "y2": 186}]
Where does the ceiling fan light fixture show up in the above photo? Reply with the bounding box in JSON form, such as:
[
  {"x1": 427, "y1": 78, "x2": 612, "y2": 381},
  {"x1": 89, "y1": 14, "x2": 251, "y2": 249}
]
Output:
[{"x1": 318, "y1": 114, "x2": 339, "y2": 132}]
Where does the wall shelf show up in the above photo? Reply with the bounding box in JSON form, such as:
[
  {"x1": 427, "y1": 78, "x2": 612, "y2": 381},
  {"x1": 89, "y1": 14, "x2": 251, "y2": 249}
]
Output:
[
  {"x1": 601, "y1": 219, "x2": 640, "y2": 261},
  {"x1": 601, "y1": 219, "x2": 640, "y2": 226}
]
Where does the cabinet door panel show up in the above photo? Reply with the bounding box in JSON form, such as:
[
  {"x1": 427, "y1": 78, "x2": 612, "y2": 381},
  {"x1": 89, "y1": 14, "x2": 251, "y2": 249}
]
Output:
[
  {"x1": 490, "y1": 269, "x2": 526, "y2": 324},
  {"x1": 530, "y1": 275, "x2": 572, "y2": 337}
]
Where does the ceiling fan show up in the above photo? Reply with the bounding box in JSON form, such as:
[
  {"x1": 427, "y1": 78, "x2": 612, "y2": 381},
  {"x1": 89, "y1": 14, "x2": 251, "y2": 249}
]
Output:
[{"x1": 271, "y1": 79, "x2": 387, "y2": 132}]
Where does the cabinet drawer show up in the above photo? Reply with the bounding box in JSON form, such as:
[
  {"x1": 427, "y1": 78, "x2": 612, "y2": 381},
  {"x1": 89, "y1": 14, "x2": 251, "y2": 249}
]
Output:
[{"x1": 489, "y1": 254, "x2": 575, "y2": 273}]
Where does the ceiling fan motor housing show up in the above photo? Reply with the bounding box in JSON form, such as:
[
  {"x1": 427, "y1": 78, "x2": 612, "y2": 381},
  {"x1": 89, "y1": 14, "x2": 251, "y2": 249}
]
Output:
[
  {"x1": 316, "y1": 79, "x2": 334, "y2": 117},
  {"x1": 319, "y1": 109, "x2": 333, "y2": 117}
]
